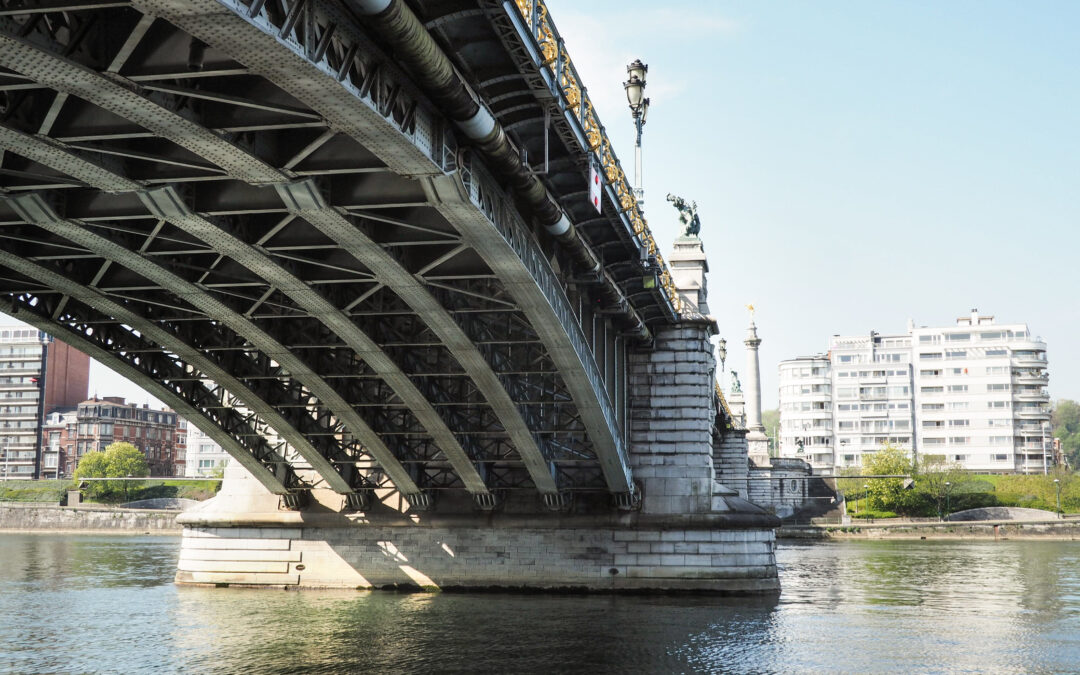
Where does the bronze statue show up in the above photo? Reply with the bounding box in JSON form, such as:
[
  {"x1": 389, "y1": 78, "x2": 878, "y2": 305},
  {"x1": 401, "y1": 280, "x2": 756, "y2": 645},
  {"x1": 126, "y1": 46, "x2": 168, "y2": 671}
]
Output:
[{"x1": 666, "y1": 193, "x2": 700, "y2": 237}]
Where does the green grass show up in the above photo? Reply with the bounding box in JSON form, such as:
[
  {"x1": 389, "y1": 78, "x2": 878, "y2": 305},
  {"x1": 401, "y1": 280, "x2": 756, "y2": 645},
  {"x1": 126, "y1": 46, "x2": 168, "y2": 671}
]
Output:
[{"x1": 0, "y1": 479, "x2": 74, "y2": 502}]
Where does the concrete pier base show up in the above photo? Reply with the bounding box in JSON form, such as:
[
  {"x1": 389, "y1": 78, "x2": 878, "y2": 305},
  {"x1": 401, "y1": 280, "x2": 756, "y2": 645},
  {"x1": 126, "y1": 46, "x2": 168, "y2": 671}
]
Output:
[{"x1": 175, "y1": 465, "x2": 779, "y2": 594}]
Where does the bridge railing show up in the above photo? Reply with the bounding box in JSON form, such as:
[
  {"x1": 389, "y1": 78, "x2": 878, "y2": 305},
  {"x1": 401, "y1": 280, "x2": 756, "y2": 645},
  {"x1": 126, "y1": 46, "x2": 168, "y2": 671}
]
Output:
[{"x1": 506, "y1": 0, "x2": 682, "y2": 317}]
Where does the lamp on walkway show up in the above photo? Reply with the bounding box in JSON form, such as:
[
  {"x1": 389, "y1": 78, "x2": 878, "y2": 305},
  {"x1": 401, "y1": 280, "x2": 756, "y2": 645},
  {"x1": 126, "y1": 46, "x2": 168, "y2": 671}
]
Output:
[
  {"x1": 1054, "y1": 478, "x2": 1062, "y2": 517},
  {"x1": 623, "y1": 59, "x2": 650, "y2": 204}
]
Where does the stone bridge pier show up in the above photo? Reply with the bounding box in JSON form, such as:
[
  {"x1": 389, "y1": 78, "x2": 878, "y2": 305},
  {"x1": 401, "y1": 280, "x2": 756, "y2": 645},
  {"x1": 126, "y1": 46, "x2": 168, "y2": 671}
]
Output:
[{"x1": 175, "y1": 234, "x2": 779, "y2": 594}]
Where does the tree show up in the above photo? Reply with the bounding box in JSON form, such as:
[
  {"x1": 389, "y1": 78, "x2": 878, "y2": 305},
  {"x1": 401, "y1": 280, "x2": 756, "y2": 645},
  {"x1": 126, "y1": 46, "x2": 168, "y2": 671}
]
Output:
[
  {"x1": 862, "y1": 444, "x2": 915, "y2": 514},
  {"x1": 916, "y1": 454, "x2": 970, "y2": 518},
  {"x1": 74, "y1": 442, "x2": 149, "y2": 500},
  {"x1": 1052, "y1": 399, "x2": 1080, "y2": 468},
  {"x1": 761, "y1": 409, "x2": 780, "y2": 453}
]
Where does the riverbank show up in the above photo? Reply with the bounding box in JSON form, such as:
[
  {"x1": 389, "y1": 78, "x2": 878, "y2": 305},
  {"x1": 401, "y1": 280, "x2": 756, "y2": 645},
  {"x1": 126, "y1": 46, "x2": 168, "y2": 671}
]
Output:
[
  {"x1": 0, "y1": 503, "x2": 181, "y2": 534},
  {"x1": 780, "y1": 519, "x2": 1080, "y2": 540}
]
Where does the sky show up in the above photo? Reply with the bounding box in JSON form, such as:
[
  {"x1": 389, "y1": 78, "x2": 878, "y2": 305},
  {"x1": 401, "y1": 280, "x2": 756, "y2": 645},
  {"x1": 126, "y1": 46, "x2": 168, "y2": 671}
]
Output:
[
  {"x1": 2, "y1": 0, "x2": 1078, "y2": 411},
  {"x1": 545, "y1": 0, "x2": 1080, "y2": 409}
]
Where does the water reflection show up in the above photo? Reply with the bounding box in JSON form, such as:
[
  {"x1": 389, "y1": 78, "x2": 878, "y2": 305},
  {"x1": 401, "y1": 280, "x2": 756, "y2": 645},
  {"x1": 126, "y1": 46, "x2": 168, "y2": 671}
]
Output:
[{"x1": 2, "y1": 535, "x2": 1080, "y2": 673}]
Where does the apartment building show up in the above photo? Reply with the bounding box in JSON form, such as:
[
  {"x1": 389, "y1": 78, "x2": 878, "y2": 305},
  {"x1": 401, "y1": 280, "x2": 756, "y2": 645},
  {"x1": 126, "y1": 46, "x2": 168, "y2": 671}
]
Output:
[
  {"x1": 0, "y1": 326, "x2": 89, "y2": 480},
  {"x1": 778, "y1": 311, "x2": 1051, "y2": 475},
  {"x1": 178, "y1": 418, "x2": 232, "y2": 478},
  {"x1": 777, "y1": 356, "x2": 833, "y2": 468},
  {"x1": 912, "y1": 311, "x2": 1051, "y2": 473}
]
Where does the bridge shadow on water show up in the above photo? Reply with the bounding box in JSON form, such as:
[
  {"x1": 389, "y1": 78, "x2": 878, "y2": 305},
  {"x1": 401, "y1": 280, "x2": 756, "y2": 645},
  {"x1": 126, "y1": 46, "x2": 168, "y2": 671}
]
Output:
[{"x1": 171, "y1": 585, "x2": 782, "y2": 673}]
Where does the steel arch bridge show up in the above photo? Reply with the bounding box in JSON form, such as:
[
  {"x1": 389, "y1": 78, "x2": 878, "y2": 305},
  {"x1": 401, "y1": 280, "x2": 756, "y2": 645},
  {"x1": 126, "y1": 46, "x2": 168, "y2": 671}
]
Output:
[{"x1": 0, "y1": 0, "x2": 702, "y2": 510}]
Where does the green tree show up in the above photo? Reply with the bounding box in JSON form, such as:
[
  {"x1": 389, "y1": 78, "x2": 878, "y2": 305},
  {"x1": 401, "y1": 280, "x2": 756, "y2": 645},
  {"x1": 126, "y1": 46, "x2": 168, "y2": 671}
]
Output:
[
  {"x1": 761, "y1": 408, "x2": 780, "y2": 454},
  {"x1": 1052, "y1": 399, "x2": 1080, "y2": 468},
  {"x1": 916, "y1": 454, "x2": 970, "y2": 518},
  {"x1": 863, "y1": 444, "x2": 915, "y2": 514},
  {"x1": 73, "y1": 442, "x2": 148, "y2": 501}
]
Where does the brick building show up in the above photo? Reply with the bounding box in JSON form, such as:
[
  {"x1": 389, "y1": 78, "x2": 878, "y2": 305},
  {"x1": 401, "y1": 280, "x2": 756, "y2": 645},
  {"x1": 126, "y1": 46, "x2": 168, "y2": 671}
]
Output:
[{"x1": 64, "y1": 397, "x2": 180, "y2": 477}]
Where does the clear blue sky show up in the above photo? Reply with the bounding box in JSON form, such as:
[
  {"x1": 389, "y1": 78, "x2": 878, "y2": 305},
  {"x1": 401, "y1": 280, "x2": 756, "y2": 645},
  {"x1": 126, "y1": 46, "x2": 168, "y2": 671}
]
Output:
[
  {"x1": 547, "y1": 0, "x2": 1080, "y2": 409},
  {"x1": 3, "y1": 1, "x2": 1077, "y2": 411}
]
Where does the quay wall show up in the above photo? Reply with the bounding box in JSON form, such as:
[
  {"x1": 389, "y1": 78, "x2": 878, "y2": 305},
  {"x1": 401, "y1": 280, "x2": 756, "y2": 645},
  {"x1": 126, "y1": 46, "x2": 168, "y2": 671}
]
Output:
[
  {"x1": 0, "y1": 503, "x2": 181, "y2": 534},
  {"x1": 779, "y1": 520, "x2": 1080, "y2": 540}
]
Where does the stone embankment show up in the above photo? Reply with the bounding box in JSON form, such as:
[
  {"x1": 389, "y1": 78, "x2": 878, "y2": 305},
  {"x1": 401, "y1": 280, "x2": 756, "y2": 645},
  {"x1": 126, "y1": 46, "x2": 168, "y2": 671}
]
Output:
[
  {"x1": 0, "y1": 503, "x2": 181, "y2": 534},
  {"x1": 780, "y1": 519, "x2": 1080, "y2": 540}
]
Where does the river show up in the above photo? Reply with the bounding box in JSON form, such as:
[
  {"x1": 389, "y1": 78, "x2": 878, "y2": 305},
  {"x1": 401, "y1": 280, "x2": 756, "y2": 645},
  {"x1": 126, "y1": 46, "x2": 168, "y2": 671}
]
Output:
[{"x1": 1, "y1": 535, "x2": 1078, "y2": 673}]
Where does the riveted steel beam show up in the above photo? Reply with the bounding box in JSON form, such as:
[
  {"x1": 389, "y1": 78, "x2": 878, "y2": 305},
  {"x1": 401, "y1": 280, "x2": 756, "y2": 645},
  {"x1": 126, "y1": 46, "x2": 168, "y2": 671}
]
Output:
[
  {"x1": 139, "y1": 185, "x2": 491, "y2": 496},
  {"x1": 4, "y1": 192, "x2": 421, "y2": 496},
  {"x1": 132, "y1": 0, "x2": 447, "y2": 177},
  {"x1": 0, "y1": 288, "x2": 295, "y2": 495},
  {"x1": 424, "y1": 167, "x2": 633, "y2": 495},
  {"x1": 276, "y1": 179, "x2": 559, "y2": 494},
  {"x1": 0, "y1": 246, "x2": 367, "y2": 491}
]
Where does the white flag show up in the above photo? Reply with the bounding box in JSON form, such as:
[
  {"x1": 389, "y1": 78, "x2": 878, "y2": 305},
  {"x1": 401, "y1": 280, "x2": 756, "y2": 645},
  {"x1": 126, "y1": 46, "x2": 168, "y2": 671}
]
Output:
[{"x1": 589, "y1": 162, "x2": 602, "y2": 214}]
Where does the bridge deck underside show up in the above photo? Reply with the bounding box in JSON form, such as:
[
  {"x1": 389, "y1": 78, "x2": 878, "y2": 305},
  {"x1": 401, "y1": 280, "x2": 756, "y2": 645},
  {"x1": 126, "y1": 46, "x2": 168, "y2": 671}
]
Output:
[{"x1": 0, "y1": 0, "x2": 633, "y2": 502}]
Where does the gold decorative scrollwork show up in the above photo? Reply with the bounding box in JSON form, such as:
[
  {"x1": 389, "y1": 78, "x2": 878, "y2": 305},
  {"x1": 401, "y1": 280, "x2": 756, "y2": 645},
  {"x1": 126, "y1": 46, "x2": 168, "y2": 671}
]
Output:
[{"x1": 514, "y1": 0, "x2": 686, "y2": 316}]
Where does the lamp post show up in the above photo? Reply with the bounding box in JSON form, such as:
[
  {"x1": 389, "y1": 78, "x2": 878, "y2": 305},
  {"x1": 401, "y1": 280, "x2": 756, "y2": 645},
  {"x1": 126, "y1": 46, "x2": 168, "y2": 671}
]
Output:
[
  {"x1": 863, "y1": 484, "x2": 869, "y2": 515},
  {"x1": 945, "y1": 481, "x2": 952, "y2": 517},
  {"x1": 1054, "y1": 478, "x2": 1061, "y2": 517},
  {"x1": 623, "y1": 59, "x2": 650, "y2": 204}
]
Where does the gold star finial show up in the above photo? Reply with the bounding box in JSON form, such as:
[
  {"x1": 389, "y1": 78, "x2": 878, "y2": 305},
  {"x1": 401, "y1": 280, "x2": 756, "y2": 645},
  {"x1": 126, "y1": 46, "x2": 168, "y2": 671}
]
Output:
[{"x1": 746, "y1": 303, "x2": 755, "y2": 318}]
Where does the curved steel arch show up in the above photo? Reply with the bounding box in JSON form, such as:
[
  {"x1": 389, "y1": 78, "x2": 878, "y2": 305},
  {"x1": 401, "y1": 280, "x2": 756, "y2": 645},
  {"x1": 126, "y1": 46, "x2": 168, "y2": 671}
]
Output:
[
  {"x1": 276, "y1": 180, "x2": 560, "y2": 495},
  {"x1": 115, "y1": 0, "x2": 633, "y2": 495},
  {"x1": 1, "y1": 288, "x2": 296, "y2": 496},
  {"x1": 0, "y1": 246, "x2": 370, "y2": 493},
  {"x1": 6, "y1": 192, "x2": 423, "y2": 498},
  {"x1": 139, "y1": 186, "x2": 491, "y2": 496}
]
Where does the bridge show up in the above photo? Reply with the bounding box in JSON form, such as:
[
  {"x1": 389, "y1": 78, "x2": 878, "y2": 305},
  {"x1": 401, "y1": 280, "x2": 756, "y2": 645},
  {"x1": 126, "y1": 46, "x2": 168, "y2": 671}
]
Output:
[{"x1": 0, "y1": 0, "x2": 779, "y2": 592}]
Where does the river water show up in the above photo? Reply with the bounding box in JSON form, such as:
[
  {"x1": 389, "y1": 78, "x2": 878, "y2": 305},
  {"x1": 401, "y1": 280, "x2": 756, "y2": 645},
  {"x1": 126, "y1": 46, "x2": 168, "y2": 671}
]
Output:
[{"x1": 1, "y1": 535, "x2": 1078, "y2": 674}]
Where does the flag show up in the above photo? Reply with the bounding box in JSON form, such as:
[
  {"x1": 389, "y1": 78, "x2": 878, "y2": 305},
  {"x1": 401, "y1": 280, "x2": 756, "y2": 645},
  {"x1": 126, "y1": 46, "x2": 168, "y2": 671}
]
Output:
[{"x1": 589, "y1": 162, "x2": 602, "y2": 214}]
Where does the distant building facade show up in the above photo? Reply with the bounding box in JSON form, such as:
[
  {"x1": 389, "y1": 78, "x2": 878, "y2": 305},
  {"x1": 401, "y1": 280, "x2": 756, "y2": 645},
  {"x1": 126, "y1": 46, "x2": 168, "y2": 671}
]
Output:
[
  {"x1": 779, "y1": 311, "x2": 1051, "y2": 475},
  {"x1": 179, "y1": 418, "x2": 231, "y2": 478},
  {"x1": 0, "y1": 326, "x2": 89, "y2": 479},
  {"x1": 66, "y1": 397, "x2": 180, "y2": 477}
]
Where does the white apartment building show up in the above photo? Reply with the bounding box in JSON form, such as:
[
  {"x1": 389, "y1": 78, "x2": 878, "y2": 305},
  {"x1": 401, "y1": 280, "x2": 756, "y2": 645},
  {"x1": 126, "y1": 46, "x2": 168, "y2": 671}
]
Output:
[
  {"x1": 778, "y1": 356, "x2": 832, "y2": 468},
  {"x1": 779, "y1": 311, "x2": 1051, "y2": 475},
  {"x1": 912, "y1": 311, "x2": 1051, "y2": 474},
  {"x1": 179, "y1": 418, "x2": 232, "y2": 478},
  {"x1": 0, "y1": 328, "x2": 46, "y2": 479}
]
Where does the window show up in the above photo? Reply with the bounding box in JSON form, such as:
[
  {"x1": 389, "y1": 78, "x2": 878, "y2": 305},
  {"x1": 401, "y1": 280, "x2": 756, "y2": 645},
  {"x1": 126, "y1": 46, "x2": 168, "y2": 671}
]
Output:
[
  {"x1": 987, "y1": 383, "x2": 1010, "y2": 392},
  {"x1": 945, "y1": 350, "x2": 967, "y2": 359},
  {"x1": 921, "y1": 386, "x2": 943, "y2": 394},
  {"x1": 949, "y1": 419, "x2": 970, "y2": 427},
  {"x1": 948, "y1": 401, "x2": 969, "y2": 410},
  {"x1": 988, "y1": 401, "x2": 1011, "y2": 409},
  {"x1": 989, "y1": 436, "x2": 1012, "y2": 445},
  {"x1": 947, "y1": 385, "x2": 968, "y2": 393},
  {"x1": 838, "y1": 355, "x2": 854, "y2": 363},
  {"x1": 921, "y1": 369, "x2": 942, "y2": 377},
  {"x1": 986, "y1": 366, "x2": 1008, "y2": 375},
  {"x1": 986, "y1": 349, "x2": 1007, "y2": 357},
  {"x1": 921, "y1": 353, "x2": 942, "y2": 360},
  {"x1": 946, "y1": 333, "x2": 971, "y2": 342},
  {"x1": 992, "y1": 454, "x2": 1009, "y2": 461},
  {"x1": 923, "y1": 420, "x2": 944, "y2": 428},
  {"x1": 919, "y1": 335, "x2": 941, "y2": 344},
  {"x1": 923, "y1": 438, "x2": 945, "y2": 445},
  {"x1": 949, "y1": 437, "x2": 970, "y2": 444},
  {"x1": 922, "y1": 403, "x2": 944, "y2": 410},
  {"x1": 980, "y1": 332, "x2": 1004, "y2": 341}
]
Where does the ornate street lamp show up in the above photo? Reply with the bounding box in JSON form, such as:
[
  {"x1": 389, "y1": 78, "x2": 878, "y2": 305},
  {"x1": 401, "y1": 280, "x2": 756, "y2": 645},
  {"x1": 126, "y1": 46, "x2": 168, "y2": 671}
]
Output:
[{"x1": 624, "y1": 59, "x2": 650, "y2": 204}]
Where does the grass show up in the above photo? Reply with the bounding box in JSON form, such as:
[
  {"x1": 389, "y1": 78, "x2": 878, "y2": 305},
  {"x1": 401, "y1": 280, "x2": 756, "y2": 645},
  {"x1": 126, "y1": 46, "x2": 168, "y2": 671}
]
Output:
[
  {"x1": 0, "y1": 478, "x2": 220, "y2": 504},
  {"x1": 0, "y1": 479, "x2": 74, "y2": 502}
]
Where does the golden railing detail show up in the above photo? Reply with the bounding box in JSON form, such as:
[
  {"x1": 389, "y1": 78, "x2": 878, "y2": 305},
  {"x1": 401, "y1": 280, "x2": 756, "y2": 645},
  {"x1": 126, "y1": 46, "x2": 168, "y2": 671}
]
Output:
[{"x1": 512, "y1": 0, "x2": 684, "y2": 315}]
